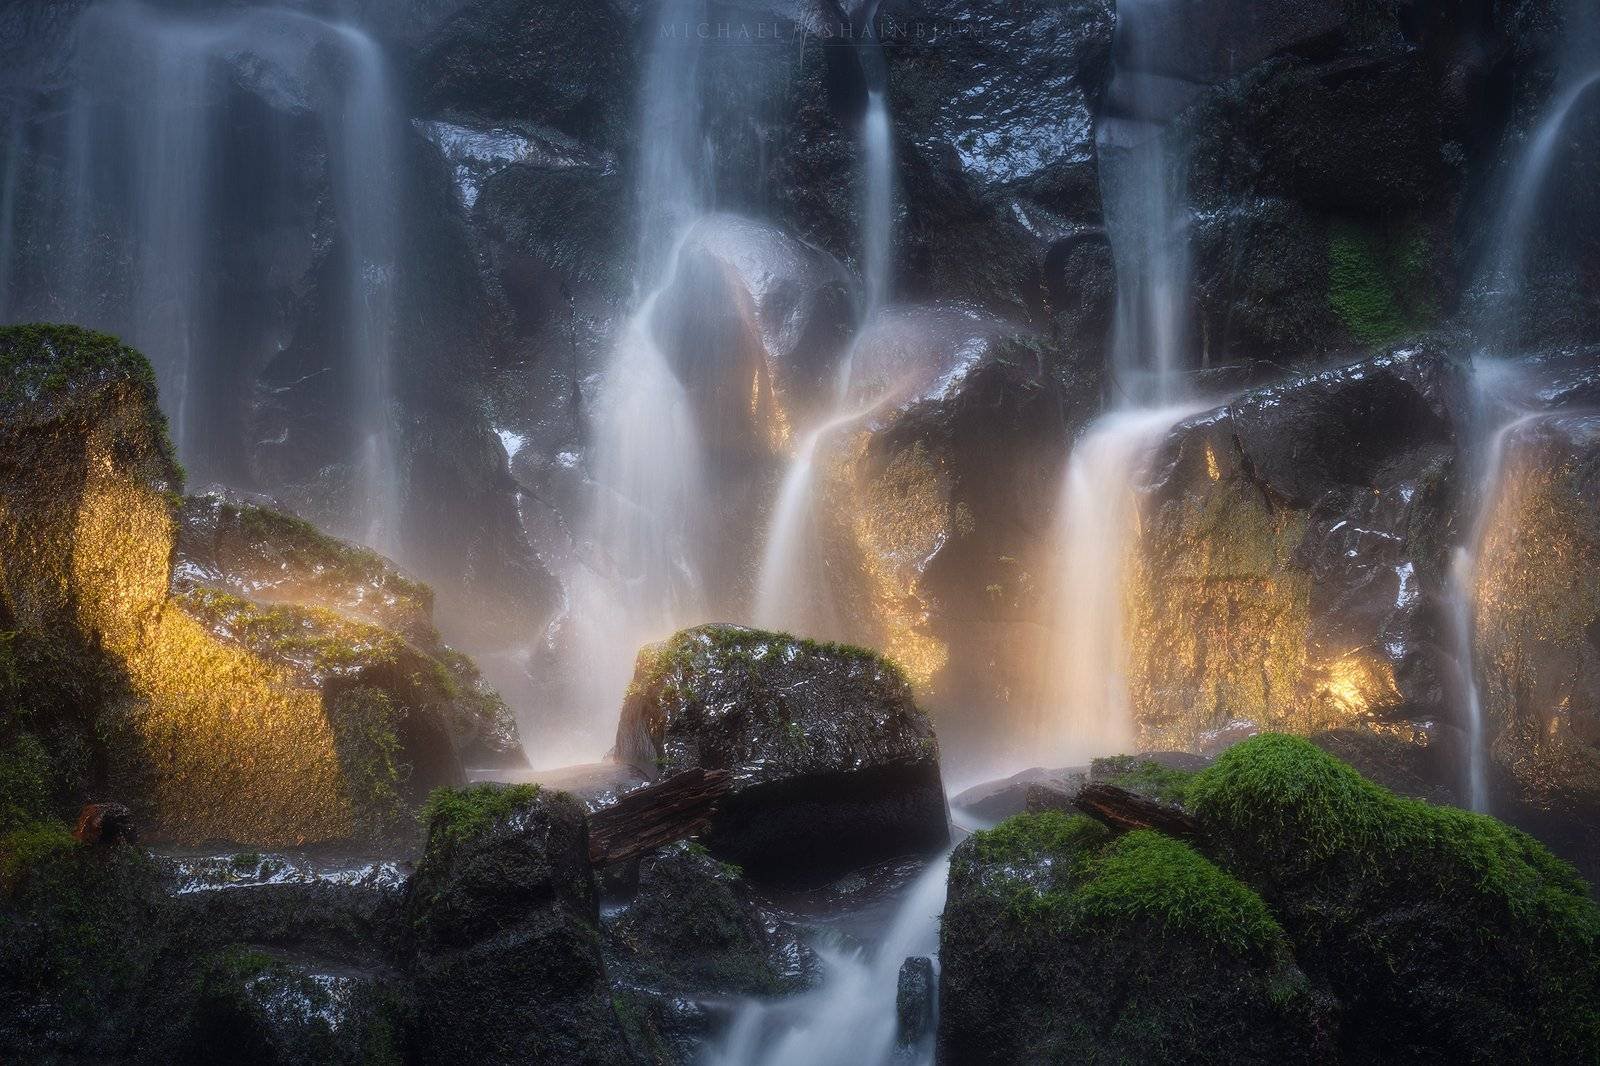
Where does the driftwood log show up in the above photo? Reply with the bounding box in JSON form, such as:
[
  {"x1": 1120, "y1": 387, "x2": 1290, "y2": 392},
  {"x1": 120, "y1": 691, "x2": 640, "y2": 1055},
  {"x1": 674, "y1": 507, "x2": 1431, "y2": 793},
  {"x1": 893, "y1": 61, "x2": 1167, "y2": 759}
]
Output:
[
  {"x1": 587, "y1": 767, "x2": 732, "y2": 866},
  {"x1": 1073, "y1": 782, "x2": 1200, "y2": 840}
]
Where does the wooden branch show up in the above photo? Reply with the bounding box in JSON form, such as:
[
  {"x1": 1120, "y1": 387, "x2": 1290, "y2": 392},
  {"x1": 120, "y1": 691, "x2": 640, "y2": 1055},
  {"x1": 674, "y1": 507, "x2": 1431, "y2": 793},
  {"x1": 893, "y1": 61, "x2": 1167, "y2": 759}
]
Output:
[
  {"x1": 587, "y1": 767, "x2": 732, "y2": 866},
  {"x1": 1073, "y1": 782, "x2": 1199, "y2": 840}
]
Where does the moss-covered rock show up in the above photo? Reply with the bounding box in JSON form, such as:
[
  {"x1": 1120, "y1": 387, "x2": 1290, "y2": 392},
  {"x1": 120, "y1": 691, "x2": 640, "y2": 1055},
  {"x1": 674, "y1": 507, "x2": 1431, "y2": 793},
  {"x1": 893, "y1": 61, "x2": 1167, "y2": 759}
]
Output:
[
  {"x1": 1191, "y1": 734, "x2": 1600, "y2": 1062},
  {"x1": 0, "y1": 324, "x2": 520, "y2": 845},
  {"x1": 616, "y1": 624, "x2": 949, "y2": 884},
  {"x1": 939, "y1": 811, "x2": 1330, "y2": 1064},
  {"x1": 402, "y1": 783, "x2": 631, "y2": 1065}
]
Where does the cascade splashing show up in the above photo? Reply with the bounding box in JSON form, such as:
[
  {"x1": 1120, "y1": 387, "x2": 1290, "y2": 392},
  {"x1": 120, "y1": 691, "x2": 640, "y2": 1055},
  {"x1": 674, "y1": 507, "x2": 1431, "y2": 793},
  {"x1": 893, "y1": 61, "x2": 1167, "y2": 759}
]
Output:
[
  {"x1": 0, "y1": 0, "x2": 406, "y2": 544},
  {"x1": 705, "y1": 853, "x2": 949, "y2": 1066},
  {"x1": 1030, "y1": 0, "x2": 1198, "y2": 764},
  {"x1": 553, "y1": 0, "x2": 712, "y2": 761},
  {"x1": 1447, "y1": 68, "x2": 1600, "y2": 812},
  {"x1": 754, "y1": 19, "x2": 894, "y2": 638}
]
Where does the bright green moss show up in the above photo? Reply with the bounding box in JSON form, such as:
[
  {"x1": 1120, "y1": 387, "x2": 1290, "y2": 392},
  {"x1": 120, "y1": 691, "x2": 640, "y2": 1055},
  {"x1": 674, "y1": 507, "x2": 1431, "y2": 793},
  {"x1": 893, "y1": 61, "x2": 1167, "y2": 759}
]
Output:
[
  {"x1": 0, "y1": 324, "x2": 181, "y2": 485},
  {"x1": 961, "y1": 812, "x2": 1285, "y2": 957},
  {"x1": 1091, "y1": 755, "x2": 1197, "y2": 805},
  {"x1": 420, "y1": 783, "x2": 541, "y2": 852},
  {"x1": 629, "y1": 624, "x2": 909, "y2": 699},
  {"x1": 1327, "y1": 220, "x2": 1434, "y2": 346},
  {"x1": 178, "y1": 586, "x2": 407, "y2": 676},
  {"x1": 0, "y1": 819, "x2": 77, "y2": 892},
  {"x1": 0, "y1": 733, "x2": 52, "y2": 833}
]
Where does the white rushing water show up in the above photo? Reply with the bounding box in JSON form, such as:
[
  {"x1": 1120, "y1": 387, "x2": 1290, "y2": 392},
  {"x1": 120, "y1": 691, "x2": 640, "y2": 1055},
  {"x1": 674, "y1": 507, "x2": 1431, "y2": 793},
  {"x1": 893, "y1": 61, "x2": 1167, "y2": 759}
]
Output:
[
  {"x1": 753, "y1": 70, "x2": 894, "y2": 637},
  {"x1": 552, "y1": 0, "x2": 711, "y2": 760},
  {"x1": 4, "y1": 0, "x2": 406, "y2": 542},
  {"x1": 1042, "y1": 403, "x2": 1203, "y2": 762},
  {"x1": 704, "y1": 853, "x2": 949, "y2": 1066}
]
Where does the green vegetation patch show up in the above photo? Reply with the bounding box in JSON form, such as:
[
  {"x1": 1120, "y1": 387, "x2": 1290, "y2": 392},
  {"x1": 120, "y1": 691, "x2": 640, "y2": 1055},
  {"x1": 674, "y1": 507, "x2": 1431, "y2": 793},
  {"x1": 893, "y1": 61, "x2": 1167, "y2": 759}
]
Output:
[
  {"x1": 331, "y1": 686, "x2": 409, "y2": 837},
  {"x1": 420, "y1": 783, "x2": 541, "y2": 854},
  {"x1": 0, "y1": 819, "x2": 77, "y2": 892},
  {"x1": 1091, "y1": 755, "x2": 1198, "y2": 806},
  {"x1": 960, "y1": 811, "x2": 1285, "y2": 958},
  {"x1": 177, "y1": 586, "x2": 408, "y2": 678},
  {"x1": 0, "y1": 324, "x2": 180, "y2": 483},
  {"x1": 629, "y1": 623, "x2": 908, "y2": 699},
  {"x1": 1327, "y1": 219, "x2": 1434, "y2": 346},
  {"x1": 0, "y1": 732, "x2": 53, "y2": 834}
]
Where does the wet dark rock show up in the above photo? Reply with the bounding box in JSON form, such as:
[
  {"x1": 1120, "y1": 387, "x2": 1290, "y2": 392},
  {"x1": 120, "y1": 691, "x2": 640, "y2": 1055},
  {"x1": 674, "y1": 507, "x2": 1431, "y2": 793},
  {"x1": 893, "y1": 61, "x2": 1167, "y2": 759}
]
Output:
[
  {"x1": 895, "y1": 954, "x2": 935, "y2": 1047},
  {"x1": 402, "y1": 783, "x2": 631, "y2": 1064},
  {"x1": 616, "y1": 625, "x2": 949, "y2": 884},
  {"x1": 73, "y1": 802, "x2": 136, "y2": 847},
  {"x1": 409, "y1": 0, "x2": 635, "y2": 150},
  {"x1": 951, "y1": 767, "x2": 1080, "y2": 825},
  {"x1": 606, "y1": 840, "x2": 817, "y2": 998}
]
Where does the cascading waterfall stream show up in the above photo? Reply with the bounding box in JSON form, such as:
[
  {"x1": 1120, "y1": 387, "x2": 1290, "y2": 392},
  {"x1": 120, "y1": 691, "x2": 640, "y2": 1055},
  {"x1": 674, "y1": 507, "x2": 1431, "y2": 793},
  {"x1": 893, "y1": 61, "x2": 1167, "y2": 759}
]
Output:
[
  {"x1": 704, "y1": 851, "x2": 950, "y2": 1066},
  {"x1": 753, "y1": 46, "x2": 893, "y2": 638},
  {"x1": 1445, "y1": 67, "x2": 1600, "y2": 811},
  {"x1": 1032, "y1": 0, "x2": 1197, "y2": 764},
  {"x1": 553, "y1": 0, "x2": 713, "y2": 762},
  {"x1": 1, "y1": 0, "x2": 406, "y2": 546}
]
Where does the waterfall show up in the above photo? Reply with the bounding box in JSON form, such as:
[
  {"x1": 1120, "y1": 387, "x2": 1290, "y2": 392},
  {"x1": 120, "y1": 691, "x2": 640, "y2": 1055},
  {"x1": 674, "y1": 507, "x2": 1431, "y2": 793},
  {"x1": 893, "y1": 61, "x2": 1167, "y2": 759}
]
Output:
[
  {"x1": 753, "y1": 37, "x2": 893, "y2": 637},
  {"x1": 2, "y1": 0, "x2": 405, "y2": 545},
  {"x1": 552, "y1": 0, "x2": 712, "y2": 760},
  {"x1": 703, "y1": 852, "x2": 949, "y2": 1066},
  {"x1": 1097, "y1": 0, "x2": 1192, "y2": 404},
  {"x1": 1028, "y1": 0, "x2": 1198, "y2": 764},
  {"x1": 1446, "y1": 68, "x2": 1600, "y2": 812}
]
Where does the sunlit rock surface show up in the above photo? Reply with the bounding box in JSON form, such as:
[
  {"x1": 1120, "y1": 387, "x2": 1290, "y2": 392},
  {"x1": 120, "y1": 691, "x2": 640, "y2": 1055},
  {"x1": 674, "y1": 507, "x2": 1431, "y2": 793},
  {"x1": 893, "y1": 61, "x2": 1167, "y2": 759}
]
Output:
[
  {"x1": 1472, "y1": 414, "x2": 1600, "y2": 853},
  {"x1": 616, "y1": 624, "x2": 949, "y2": 883},
  {"x1": 0, "y1": 325, "x2": 515, "y2": 845},
  {"x1": 1126, "y1": 348, "x2": 1461, "y2": 771}
]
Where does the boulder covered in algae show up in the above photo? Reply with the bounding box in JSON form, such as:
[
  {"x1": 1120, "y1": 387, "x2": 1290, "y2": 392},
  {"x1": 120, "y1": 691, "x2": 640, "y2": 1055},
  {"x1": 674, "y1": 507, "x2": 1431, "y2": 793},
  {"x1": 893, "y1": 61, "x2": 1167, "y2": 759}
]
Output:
[
  {"x1": 616, "y1": 624, "x2": 949, "y2": 883},
  {"x1": 0, "y1": 324, "x2": 518, "y2": 846},
  {"x1": 940, "y1": 735, "x2": 1600, "y2": 1063}
]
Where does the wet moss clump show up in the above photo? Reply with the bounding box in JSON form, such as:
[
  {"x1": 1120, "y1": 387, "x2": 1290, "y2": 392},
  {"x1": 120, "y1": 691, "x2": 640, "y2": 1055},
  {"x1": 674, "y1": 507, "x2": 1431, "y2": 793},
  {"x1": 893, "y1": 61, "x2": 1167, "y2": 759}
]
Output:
[
  {"x1": 1090, "y1": 755, "x2": 1198, "y2": 806},
  {"x1": 1326, "y1": 219, "x2": 1434, "y2": 346},
  {"x1": 419, "y1": 783, "x2": 541, "y2": 854},
  {"x1": 1190, "y1": 733, "x2": 1600, "y2": 1062},
  {"x1": 629, "y1": 623, "x2": 909, "y2": 699},
  {"x1": 943, "y1": 812, "x2": 1326, "y2": 1063},
  {"x1": 0, "y1": 323, "x2": 181, "y2": 485}
]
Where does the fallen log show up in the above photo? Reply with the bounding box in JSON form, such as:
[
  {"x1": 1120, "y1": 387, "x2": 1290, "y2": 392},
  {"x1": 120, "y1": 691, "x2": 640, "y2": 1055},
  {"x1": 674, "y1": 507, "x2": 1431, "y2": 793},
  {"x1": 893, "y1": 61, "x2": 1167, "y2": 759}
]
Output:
[
  {"x1": 1073, "y1": 782, "x2": 1200, "y2": 840},
  {"x1": 587, "y1": 767, "x2": 732, "y2": 866}
]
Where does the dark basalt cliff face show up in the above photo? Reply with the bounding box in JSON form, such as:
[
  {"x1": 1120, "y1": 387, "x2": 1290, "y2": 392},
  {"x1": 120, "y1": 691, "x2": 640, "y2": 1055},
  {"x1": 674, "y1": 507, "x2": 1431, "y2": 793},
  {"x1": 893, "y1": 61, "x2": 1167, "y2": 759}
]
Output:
[{"x1": 616, "y1": 624, "x2": 949, "y2": 883}]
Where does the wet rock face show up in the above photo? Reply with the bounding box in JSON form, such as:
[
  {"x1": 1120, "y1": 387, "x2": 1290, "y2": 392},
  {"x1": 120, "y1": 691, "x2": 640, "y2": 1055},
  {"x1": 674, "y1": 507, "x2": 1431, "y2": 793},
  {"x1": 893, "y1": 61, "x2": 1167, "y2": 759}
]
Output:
[
  {"x1": 616, "y1": 625, "x2": 949, "y2": 884},
  {"x1": 1473, "y1": 414, "x2": 1600, "y2": 852},
  {"x1": 403, "y1": 784, "x2": 632, "y2": 1065},
  {"x1": 607, "y1": 840, "x2": 815, "y2": 997},
  {"x1": 939, "y1": 811, "x2": 1332, "y2": 1065},
  {"x1": 1128, "y1": 348, "x2": 1462, "y2": 768}
]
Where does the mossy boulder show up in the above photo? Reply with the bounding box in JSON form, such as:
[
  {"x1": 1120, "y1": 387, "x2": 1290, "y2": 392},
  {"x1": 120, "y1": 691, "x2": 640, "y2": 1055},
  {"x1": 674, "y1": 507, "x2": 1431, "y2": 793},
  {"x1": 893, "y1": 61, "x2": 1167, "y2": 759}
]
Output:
[
  {"x1": 401, "y1": 784, "x2": 632, "y2": 1065},
  {"x1": 616, "y1": 624, "x2": 949, "y2": 884},
  {"x1": 939, "y1": 812, "x2": 1330, "y2": 1064},
  {"x1": 1191, "y1": 733, "x2": 1600, "y2": 1062},
  {"x1": 0, "y1": 324, "x2": 519, "y2": 845}
]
